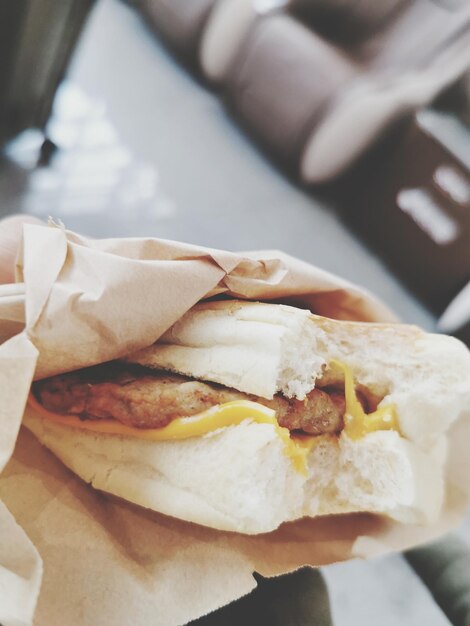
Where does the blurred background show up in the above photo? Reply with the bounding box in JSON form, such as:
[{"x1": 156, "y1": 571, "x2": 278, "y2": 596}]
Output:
[{"x1": 0, "y1": 0, "x2": 468, "y2": 624}]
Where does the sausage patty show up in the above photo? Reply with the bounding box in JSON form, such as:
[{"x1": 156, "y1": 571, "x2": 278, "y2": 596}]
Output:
[{"x1": 33, "y1": 363, "x2": 346, "y2": 436}]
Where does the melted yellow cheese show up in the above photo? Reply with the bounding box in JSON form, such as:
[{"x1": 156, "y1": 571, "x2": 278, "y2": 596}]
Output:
[
  {"x1": 28, "y1": 395, "x2": 313, "y2": 475},
  {"x1": 330, "y1": 360, "x2": 400, "y2": 439}
]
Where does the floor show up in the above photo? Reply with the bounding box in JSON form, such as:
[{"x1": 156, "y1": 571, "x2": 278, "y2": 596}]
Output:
[{"x1": 2, "y1": 0, "x2": 468, "y2": 624}]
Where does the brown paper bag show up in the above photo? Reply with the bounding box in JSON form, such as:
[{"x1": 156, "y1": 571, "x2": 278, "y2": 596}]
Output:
[{"x1": 0, "y1": 223, "x2": 468, "y2": 626}]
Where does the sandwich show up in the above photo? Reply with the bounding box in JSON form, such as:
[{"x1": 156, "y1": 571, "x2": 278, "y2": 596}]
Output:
[{"x1": 24, "y1": 300, "x2": 470, "y2": 534}]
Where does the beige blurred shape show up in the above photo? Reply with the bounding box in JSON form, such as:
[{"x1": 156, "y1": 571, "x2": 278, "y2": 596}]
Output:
[{"x1": 0, "y1": 215, "x2": 43, "y2": 284}]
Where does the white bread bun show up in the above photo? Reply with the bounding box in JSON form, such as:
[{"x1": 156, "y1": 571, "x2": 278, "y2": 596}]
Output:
[{"x1": 24, "y1": 301, "x2": 470, "y2": 534}]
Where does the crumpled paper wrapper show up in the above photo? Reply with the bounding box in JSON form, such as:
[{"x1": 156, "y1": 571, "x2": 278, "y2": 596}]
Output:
[{"x1": 0, "y1": 223, "x2": 469, "y2": 626}]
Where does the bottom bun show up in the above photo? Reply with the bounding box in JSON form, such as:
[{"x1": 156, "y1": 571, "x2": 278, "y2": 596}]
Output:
[{"x1": 23, "y1": 405, "x2": 445, "y2": 534}]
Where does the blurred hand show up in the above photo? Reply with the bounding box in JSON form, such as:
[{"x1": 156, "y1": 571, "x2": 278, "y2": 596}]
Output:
[{"x1": 0, "y1": 215, "x2": 43, "y2": 284}]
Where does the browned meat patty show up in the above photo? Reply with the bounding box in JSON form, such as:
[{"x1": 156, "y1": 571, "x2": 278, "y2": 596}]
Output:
[
  {"x1": 34, "y1": 363, "x2": 347, "y2": 435},
  {"x1": 271, "y1": 391, "x2": 345, "y2": 435}
]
